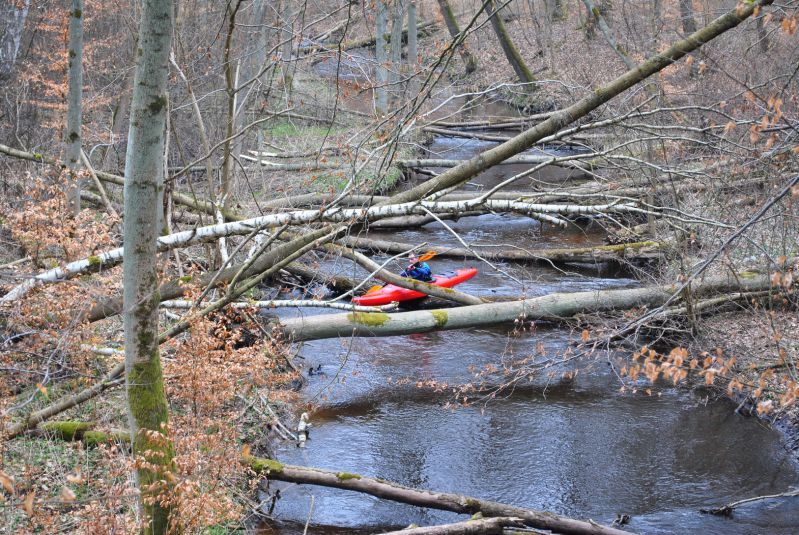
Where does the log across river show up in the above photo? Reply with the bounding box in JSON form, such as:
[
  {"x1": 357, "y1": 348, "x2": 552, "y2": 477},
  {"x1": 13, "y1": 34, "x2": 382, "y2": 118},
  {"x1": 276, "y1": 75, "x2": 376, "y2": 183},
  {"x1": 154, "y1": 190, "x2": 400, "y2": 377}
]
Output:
[{"x1": 260, "y1": 104, "x2": 799, "y2": 533}]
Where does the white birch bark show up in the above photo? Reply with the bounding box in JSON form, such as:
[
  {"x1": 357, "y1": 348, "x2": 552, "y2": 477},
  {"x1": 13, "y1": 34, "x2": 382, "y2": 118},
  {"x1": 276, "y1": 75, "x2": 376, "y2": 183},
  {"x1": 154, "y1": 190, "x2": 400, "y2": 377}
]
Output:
[{"x1": 1, "y1": 198, "x2": 648, "y2": 303}]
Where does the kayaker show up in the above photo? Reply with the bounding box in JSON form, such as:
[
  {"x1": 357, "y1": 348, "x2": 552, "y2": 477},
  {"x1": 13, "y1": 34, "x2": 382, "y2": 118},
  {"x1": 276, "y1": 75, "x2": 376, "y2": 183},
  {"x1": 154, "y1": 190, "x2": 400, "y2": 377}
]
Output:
[{"x1": 400, "y1": 255, "x2": 433, "y2": 282}]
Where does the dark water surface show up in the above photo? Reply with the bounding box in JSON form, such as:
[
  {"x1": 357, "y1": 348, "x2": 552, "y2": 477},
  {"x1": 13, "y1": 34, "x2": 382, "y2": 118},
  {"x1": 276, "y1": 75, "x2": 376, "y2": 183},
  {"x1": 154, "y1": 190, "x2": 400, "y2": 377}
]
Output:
[{"x1": 261, "y1": 99, "x2": 799, "y2": 533}]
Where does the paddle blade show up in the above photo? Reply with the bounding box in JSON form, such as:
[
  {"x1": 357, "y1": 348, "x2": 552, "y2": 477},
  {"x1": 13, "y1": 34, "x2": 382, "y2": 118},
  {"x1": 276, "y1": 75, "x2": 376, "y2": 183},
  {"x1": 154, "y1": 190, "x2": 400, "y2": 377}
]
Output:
[
  {"x1": 365, "y1": 285, "x2": 384, "y2": 294},
  {"x1": 418, "y1": 250, "x2": 437, "y2": 262}
]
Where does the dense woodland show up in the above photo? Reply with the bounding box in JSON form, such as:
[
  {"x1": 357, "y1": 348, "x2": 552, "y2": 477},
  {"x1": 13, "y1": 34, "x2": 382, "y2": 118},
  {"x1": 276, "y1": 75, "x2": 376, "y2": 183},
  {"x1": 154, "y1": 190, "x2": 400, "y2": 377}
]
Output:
[{"x1": 1, "y1": 0, "x2": 798, "y2": 533}]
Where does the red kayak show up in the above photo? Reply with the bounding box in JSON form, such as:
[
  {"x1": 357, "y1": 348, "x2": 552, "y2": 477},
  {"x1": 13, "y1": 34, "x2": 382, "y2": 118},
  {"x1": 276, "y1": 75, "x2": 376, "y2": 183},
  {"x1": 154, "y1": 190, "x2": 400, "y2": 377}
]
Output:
[{"x1": 352, "y1": 267, "x2": 478, "y2": 306}]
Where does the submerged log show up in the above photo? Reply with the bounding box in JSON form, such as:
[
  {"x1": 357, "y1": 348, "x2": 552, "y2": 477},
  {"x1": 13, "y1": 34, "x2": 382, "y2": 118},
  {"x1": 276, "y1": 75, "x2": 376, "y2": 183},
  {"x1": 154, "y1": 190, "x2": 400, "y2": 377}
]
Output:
[
  {"x1": 278, "y1": 274, "x2": 774, "y2": 341},
  {"x1": 246, "y1": 457, "x2": 634, "y2": 535},
  {"x1": 339, "y1": 236, "x2": 665, "y2": 265}
]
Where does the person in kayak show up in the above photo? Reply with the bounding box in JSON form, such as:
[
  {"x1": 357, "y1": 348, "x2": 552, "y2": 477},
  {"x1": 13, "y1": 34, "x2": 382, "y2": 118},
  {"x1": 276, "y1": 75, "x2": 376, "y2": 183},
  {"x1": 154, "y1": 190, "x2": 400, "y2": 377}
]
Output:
[{"x1": 400, "y1": 255, "x2": 433, "y2": 282}]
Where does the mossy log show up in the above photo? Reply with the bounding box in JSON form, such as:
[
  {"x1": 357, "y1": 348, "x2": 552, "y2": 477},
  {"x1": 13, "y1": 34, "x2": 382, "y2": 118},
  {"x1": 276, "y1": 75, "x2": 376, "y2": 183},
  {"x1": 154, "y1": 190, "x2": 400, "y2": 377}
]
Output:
[
  {"x1": 339, "y1": 236, "x2": 664, "y2": 265},
  {"x1": 245, "y1": 456, "x2": 633, "y2": 535},
  {"x1": 279, "y1": 274, "x2": 774, "y2": 341},
  {"x1": 35, "y1": 421, "x2": 130, "y2": 446}
]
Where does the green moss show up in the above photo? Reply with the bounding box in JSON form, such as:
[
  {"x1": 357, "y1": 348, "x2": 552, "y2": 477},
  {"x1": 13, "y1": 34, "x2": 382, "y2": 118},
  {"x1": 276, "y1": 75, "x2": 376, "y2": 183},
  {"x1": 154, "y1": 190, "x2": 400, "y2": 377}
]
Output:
[
  {"x1": 430, "y1": 310, "x2": 448, "y2": 328},
  {"x1": 738, "y1": 271, "x2": 758, "y2": 279},
  {"x1": 72, "y1": 8, "x2": 82, "y2": 18},
  {"x1": 147, "y1": 95, "x2": 167, "y2": 115},
  {"x1": 87, "y1": 255, "x2": 102, "y2": 266},
  {"x1": 248, "y1": 457, "x2": 284, "y2": 474},
  {"x1": 335, "y1": 471, "x2": 362, "y2": 480},
  {"x1": 179, "y1": 275, "x2": 193, "y2": 283},
  {"x1": 464, "y1": 497, "x2": 481, "y2": 512},
  {"x1": 82, "y1": 430, "x2": 131, "y2": 447},
  {"x1": 41, "y1": 421, "x2": 94, "y2": 441},
  {"x1": 347, "y1": 312, "x2": 390, "y2": 326}
]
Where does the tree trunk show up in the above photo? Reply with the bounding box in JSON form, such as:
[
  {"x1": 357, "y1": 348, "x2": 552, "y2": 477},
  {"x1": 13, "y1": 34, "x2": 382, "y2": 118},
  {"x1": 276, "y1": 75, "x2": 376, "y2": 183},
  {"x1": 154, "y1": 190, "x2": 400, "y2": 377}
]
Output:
[
  {"x1": 247, "y1": 457, "x2": 634, "y2": 535},
  {"x1": 0, "y1": 0, "x2": 30, "y2": 79},
  {"x1": 278, "y1": 274, "x2": 773, "y2": 341},
  {"x1": 339, "y1": 236, "x2": 664, "y2": 265},
  {"x1": 386, "y1": 0, "x2": 773, "y2": 206},
  {"x1": 435, "y1": 0, "x2": 477, "y2": 74},
  {"x1": 379, "y1": 518, "x2": 525, "y2": 535},
  {"x1": 376, "y1": 0, "x2": 389, "y2": 113},
  {"x1": 65, "y1": 0, "x2": 84, "y2": 215},
  {"x1": 580, "y1": 0, "x2": 637, "y2": 70},
  {"x1": 407, "y1": 1, "x2": 418, "y2": 68},
  {"x1": 280, "y1": 0, "x2": 293, "y2": 90},
  {"x1": 486, "y1": 0, "x2": 536, "y2": 86},
  {"x1": 389, "y1": 0, "x2": 405, "y2": 89},
  {"x1": 122, "y1": 0, "x2": 175, "y2": 532}
]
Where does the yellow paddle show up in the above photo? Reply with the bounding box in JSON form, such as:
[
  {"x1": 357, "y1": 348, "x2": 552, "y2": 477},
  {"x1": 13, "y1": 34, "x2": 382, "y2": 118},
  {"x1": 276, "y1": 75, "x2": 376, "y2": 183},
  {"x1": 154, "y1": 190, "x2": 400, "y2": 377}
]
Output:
[{"x1": 364, "y1": 250, "x2": 437, "y2": 294}]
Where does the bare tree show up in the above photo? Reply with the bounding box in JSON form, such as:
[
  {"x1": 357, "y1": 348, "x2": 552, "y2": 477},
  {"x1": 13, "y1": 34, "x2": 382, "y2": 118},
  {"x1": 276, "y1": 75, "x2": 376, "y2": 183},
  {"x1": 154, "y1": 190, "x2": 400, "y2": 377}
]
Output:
[
  {"x1": 0, "y1": 0, "x2": 31, "y2": 79},
  {"x1": 65, "y1": 0, "x2": 84, "y2": 215},
  {"x1": 436, "y1": 0, "x2": 478, "y2": 74},
  {"x1": 122, "y1": 0, "x2": 176, "y2": 532},
  {"x1": 486, "y1": 0, "x2": 536, "y2": 86}
]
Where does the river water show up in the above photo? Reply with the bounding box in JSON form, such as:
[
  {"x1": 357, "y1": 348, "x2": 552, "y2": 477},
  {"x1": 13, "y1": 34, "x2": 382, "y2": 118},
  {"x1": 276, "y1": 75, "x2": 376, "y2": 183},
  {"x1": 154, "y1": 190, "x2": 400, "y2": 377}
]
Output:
[{"x1": 261, "y1": 71, "x2": 799, "y2": 534}]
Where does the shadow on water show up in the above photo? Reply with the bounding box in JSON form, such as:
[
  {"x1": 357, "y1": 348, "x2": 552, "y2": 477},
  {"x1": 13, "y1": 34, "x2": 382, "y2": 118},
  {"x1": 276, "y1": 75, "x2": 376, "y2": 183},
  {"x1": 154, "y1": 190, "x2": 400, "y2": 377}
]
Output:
[{"x1": 260, "y1": 92, "x2": 799, "y2": 535}]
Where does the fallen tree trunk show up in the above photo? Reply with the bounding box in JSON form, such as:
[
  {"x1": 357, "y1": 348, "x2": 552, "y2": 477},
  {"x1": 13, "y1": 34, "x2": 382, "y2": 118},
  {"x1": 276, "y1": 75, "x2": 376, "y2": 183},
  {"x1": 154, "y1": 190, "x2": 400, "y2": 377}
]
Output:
[
  {"x1": 398, "y1": 155, "x2": 597, "y2": 171},
  {"x1": 379, "y1": 517, "x2": 525, "y2": 535},
  {"x1": 278, "y1": 274, "x2": 774, "y2": 341},
  {"x1": 3, "y1": 198, "x2": 593, "y2": 302},
  {"x1": 339, "y1": 236, "x2": 665, "y2": 264},
  {"x1": 246, "y1": 457, "x2": 634, "y2": 535}
]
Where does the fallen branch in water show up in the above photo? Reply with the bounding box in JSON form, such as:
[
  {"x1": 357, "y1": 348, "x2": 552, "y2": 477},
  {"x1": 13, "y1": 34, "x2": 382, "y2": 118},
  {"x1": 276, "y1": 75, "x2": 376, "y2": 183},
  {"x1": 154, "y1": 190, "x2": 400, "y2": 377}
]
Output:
[
  {"x1": 378, "y1": 517, "x2": 526, "y2": 535},
  {"x1": 246, "y1": 456, "x2": 635, "y2": 535},
  {"x1": 160, "y1": 299, "x2": 397, "y2": 313},
  {"x1": 700, "y1": 488, "x2": 799, "y2": 516}
]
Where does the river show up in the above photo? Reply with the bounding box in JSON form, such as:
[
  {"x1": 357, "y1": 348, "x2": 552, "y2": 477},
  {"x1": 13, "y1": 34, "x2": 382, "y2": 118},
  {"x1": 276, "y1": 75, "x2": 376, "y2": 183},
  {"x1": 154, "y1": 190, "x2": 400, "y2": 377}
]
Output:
[{"x1": 260, "y1": 63, "x2": 799, "y2": 534}]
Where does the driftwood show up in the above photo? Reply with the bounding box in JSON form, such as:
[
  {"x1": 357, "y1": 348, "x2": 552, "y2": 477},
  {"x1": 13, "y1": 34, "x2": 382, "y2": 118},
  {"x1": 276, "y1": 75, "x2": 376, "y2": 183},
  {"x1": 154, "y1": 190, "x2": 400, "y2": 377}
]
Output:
[
  {"x1": 379, "y1": 517, "x2": 525, "y2": 535},
  {"x1": 246, "y1": 457, "x2": 634, "y2": 535},
  {"x1": 279, "y1": 273, "x2": 775, "y2": 341},
  {"x1": 339, "y1": 236, "x2": 664, "y2": 265}
]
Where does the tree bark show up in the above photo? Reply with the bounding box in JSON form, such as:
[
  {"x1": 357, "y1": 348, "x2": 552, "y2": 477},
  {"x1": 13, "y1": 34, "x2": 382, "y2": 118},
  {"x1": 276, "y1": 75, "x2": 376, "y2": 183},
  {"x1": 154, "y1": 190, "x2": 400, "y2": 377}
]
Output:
[
  {"x1": 436, "y1": 0, "x2": 477, "y2": 73},
  {"x1": 339, "y1": 236, "x2": 664, "y2": 265},
  {"x1": 122, "y1": 0, "x2": 176, "y2": 531},
  {"x1": 389, "y1": 0, "x2": 405, "y2": 89},
  {"x1": 65, "y1": 0, "x2": 84, "y2": 215},
  {"x1": 278, "y1": 274, "x2": 774, "y2": 341},
  {"x1": 246, "y1": 457, "x2": 634, "y2": 535},
  {"x1": 379, "y1": 517, "x2": 525, "y2": 535},
  {"x1": 376, "y1": 0, "x2": 389, "y2": 113},
  {"x1": 486, "y1": 0, "x2": 536, "y2": 86},
  {"x1": 0, "y1": 0, "x2": 30, "y2": 79},
  {"x1": 387, "y1": 0, "x2": 773, "y2": 206}
]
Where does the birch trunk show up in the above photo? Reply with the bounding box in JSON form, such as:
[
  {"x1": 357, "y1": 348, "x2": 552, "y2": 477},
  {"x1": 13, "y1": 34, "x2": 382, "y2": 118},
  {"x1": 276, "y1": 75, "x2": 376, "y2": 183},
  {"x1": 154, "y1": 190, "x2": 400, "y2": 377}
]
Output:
[
  {"x1": 122, "y1": 0, "x2": 175, "y2": 532},
  {"x1": 65, "y1": 0, "x2": 84, "y2": 215}
]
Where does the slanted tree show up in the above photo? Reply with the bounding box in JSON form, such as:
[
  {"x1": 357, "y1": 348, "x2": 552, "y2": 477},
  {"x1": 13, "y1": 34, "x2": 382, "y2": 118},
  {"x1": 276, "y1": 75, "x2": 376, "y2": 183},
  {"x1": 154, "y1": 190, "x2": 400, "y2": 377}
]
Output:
[
  {"x1": 486, "y1": 0, "x2": 536, "y2": 87},
  {"x1": 122, "y1": 0, "x2": 176, "y2": 532},
  {"x1": 436, "y1": 0, "x2": 477, "y2": 74}
]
